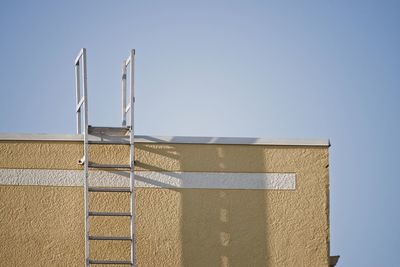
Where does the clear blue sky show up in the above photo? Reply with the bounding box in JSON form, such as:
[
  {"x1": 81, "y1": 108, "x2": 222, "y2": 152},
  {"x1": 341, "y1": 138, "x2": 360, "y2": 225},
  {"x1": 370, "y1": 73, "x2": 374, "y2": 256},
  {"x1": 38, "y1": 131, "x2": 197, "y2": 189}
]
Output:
[{"x1": 1, "y1": 1, "x2": 399, "y2": 266}]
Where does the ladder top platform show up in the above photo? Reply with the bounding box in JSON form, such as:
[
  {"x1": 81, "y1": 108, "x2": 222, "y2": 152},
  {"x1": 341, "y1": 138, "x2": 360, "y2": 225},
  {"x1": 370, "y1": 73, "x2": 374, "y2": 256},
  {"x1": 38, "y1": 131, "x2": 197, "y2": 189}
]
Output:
[
  {"x1": 79, "y1": 126, "x2": 131, "y2": 144},
  {"x1": 88, "y1": 126, "x2": 130, "y2": 136}
]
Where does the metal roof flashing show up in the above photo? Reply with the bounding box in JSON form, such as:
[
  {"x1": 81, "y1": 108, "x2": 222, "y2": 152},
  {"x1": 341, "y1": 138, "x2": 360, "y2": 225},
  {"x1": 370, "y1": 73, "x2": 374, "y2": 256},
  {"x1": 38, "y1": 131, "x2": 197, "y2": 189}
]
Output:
[{"x1": 0, "y1": 133, "x2": 330, "y2": 147}]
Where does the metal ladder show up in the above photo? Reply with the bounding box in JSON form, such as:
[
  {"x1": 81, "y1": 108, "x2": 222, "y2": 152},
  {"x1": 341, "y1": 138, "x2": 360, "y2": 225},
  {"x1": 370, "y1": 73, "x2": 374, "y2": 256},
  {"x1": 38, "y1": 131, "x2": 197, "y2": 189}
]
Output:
[{"x1": 75, "y1": 48, "x2": 136, "y2": 266}]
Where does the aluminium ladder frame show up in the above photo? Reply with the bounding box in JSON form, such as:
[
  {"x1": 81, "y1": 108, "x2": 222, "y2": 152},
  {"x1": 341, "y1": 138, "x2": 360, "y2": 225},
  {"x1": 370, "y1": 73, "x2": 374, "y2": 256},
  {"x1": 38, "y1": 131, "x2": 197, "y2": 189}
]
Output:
[{"x1": 75, "y1": 48, "x2": 136, "y2": 266}]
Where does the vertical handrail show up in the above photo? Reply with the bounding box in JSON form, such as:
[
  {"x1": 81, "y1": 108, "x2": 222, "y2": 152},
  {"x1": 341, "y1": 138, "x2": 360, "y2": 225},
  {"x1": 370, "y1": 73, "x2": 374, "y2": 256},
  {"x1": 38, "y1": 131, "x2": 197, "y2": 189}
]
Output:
[
  {"x1": 75, "y1": 48, "x2": 87, "y2": 135},
  {"x1": 121, "y1": 61, "x2": 127, "y2": 126},
  {"x1": 121, "y1": 50, "x2": 135, "y2": 128},
  {"x1": 75, "y1": 63, "x2": 81, "y2": 134},
  {"x1": 74, "y1": 48, "x2": 90, "y2": 267}
]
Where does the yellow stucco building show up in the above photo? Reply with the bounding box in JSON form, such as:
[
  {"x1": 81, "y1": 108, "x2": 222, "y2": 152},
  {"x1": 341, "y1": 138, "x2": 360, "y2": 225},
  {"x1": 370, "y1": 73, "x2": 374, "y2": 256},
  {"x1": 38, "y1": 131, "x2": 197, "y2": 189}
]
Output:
[{"x1": 0, "y1": 133, "x2": 337, "y2": 266}]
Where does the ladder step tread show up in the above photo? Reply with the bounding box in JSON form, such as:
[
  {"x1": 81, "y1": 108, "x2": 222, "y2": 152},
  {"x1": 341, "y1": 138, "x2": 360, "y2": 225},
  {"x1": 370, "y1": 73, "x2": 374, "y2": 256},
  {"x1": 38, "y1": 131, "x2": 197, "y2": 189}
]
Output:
[
  {"x1": 89, "y1": 211, "x2": 131, "y2": 217},
  {"x1": 88, "y1": 164, "x2": 131, "y2": 169},
  {"x1": 89, "y1": 187, "x2": 131, "y2": 193},
  {"x1": 88, "y1": 126, "x2": 131, "y2": 135},
  {"x1": 89, "y1": 259, "x2": 132, "y2": 265},
  {"x1": 88, "y1": 140, "x2": 130, "y2": 145},
  {"x1": 89, "y1": 235, "x2": 132, "y2": 241}
]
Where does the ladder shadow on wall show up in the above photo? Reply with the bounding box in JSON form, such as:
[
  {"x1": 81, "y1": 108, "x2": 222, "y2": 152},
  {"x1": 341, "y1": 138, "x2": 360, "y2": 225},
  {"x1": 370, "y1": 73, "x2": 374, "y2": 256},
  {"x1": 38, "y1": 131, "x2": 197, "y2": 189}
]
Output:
[{"x1": 133, "y1": 138, "x2": 270, "y2": 266}]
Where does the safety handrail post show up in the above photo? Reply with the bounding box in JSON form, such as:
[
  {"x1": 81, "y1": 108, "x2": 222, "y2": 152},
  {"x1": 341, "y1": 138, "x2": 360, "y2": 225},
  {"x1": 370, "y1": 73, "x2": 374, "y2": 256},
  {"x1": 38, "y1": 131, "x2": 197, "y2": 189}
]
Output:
[
  {"x1": 121, "y1": 49, "x2": 135, "y2": 129},
  {"x1": 122, "y1": 62, "x2": 127, "y2": 126},
  {"x1": 75, "y1": 48, "x2": 88, "y2": 135},
  {"x1": 75, "y1": 63, "x2": 81, "y2": 134}
]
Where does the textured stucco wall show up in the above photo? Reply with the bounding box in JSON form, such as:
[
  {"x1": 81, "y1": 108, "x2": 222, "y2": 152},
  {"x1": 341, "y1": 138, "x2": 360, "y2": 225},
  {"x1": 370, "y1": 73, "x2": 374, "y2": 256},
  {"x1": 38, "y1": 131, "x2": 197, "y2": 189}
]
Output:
[{"x1": 0, "y1": 141, "x2": 330, "y2": 267}]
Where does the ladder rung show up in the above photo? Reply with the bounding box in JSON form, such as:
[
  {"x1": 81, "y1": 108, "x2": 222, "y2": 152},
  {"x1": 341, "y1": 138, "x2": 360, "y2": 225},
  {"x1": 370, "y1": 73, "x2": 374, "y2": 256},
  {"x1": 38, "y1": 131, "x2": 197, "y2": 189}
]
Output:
[
  {"x1": 89, "y1": 211, "x2": 131, "y2": 217},
  {"x1": 89, "y1": 236, "x2": 132, "y2": 241},
  {"x1": 89, "y1": 259, "x2": 133, "y2": 265},
  {"x1": 88, "y1": 140, "x2": 130, "y2": 145},
  {"x1": 88, "y1": 187, "x2": 131, "y2": 193},
  {"x1": 88, "y1": 164, "x2": 131, "y2": 169}
]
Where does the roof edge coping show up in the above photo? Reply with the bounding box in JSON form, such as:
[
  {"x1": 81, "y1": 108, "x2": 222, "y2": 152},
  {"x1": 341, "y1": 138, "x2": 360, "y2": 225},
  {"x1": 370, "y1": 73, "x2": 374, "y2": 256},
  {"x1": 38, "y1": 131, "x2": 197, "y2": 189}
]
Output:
[{"x1": 0, "y1": 133, "x2": 330, "y2": 147}]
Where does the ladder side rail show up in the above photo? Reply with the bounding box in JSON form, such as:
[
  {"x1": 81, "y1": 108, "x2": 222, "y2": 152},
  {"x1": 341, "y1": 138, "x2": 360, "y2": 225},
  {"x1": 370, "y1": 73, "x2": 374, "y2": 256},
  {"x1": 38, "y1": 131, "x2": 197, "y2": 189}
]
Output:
[
  {"x1": 129, "y1": 49, "x2": 136, "y2": 267},
  {"x1": 81, "y1": 48, "x2": 90, "y2": 267}
]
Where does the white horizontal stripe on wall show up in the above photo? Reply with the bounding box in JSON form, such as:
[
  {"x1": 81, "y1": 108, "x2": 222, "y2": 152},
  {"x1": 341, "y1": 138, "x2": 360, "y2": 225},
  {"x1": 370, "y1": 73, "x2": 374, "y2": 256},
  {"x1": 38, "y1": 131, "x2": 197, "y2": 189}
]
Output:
[{"x1": 0, "y1": 169, "x2": 296, "y2": 190}]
